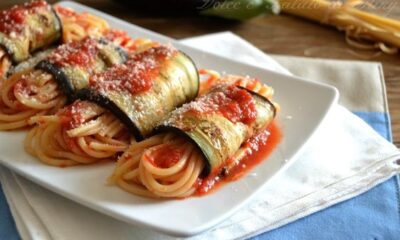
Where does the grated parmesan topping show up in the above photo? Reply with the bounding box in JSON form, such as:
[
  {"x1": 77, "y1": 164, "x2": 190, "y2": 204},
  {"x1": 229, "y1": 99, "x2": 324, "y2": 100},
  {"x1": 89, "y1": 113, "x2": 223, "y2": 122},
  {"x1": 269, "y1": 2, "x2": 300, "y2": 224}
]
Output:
[
  {"x1": 166, "y1": 84, "x2": 257, "y2": 125},
  {"x1": 47, "y1": 38, "x2": 100, "y2": 68},
  {"x1": 57, "y1": 100, "x2": 103, "y2": 129},
  {"x1": 89, "y1": 45, "x2": 177, "y2": 95},
  {"x1": 0, "y1": 0, "x2": 49, "y2": 35}
]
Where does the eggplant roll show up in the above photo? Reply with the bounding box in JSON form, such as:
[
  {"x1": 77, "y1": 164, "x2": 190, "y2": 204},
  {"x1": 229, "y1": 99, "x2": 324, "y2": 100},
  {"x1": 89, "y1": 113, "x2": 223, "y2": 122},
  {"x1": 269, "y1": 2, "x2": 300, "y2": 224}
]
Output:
[
  {"x1": 156, "y1": 84, "x2": 276, "y2": 175},
  {"x1": 78, "y1": 45, "x2": 199, "y2": 140},
  {"x1": 0, "y1": 0, "x2": 62, "y2": 63},
  {"x1": 36, "y1": 38, "x2": 128, "y2": 101}
]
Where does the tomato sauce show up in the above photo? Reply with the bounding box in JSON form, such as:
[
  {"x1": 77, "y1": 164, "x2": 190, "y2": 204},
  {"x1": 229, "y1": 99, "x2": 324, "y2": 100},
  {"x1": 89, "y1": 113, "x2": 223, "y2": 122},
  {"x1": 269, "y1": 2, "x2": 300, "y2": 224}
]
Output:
[
  {"x1": 54, "y1": 6, "x2": 77, "y2": 18},
  {"x1": 195, "y1": 122, "x2": 282, "y2": 196},
  {"x1": 145, "y1": 144, "x2": 185, "y2": 169},
  {"x1": 189, "y1": 85, "x2": 257, "y2": 124},
  {"x1": 0, "y1": 0, "x2": 48, "y2": 35},
  {"x1": 57, "y1": 101, "x2": 87, "y2": 130},
  {"x1": 47, "y1": 38, "x2": 99, "y2": 68},
  {"x1": 90, "y1": 45, "x2": 177, "y2": 95}
]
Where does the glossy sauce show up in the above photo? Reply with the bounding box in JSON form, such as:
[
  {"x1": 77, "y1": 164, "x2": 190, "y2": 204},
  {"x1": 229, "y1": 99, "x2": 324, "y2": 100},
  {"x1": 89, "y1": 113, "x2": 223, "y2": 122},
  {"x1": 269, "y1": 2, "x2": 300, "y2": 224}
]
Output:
[
  {"x1": 0, "y1": 0, "x2": 48, "y2": 35},
  {"x1": 90, "y1": 45, "x2": 177, "y2": 95},
  {"x1": 196, "y1": 122, "x2": 282, "y2": 196}
]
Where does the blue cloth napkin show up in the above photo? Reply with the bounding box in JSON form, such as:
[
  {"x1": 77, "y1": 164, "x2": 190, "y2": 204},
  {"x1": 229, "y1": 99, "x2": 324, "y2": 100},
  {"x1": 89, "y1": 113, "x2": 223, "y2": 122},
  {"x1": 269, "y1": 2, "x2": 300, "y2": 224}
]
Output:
[{"x1": 255, "y1": 112, "x2": 400, "y2": 240}]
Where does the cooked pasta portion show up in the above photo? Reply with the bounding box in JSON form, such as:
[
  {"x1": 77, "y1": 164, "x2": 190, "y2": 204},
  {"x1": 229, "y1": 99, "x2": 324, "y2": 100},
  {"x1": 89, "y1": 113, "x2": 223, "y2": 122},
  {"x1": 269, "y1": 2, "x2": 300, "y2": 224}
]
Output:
[
  {"x1": 0, "y1": 38, "x2": 127, "y2": 130},
  {"x1": 0, "y1": 70, "x2": 66, "y2": 130},
  {"x1": 55, "y1": 5, "x2": 109, "y2": 43},
  {"x1": 25, "y1": 44, "x2": 199, "y2": 167},
  {"x1": 26, "y1": 101, "x2": 133, "y2": 167},
  {"x1": 103, "y1": 29, "x2": 156, "y2": 53},
  {"x1": 109, "y1": 133, "x2": 204, "y2": 198},
  {"x1": 110, "y1": 77, "x2": 278, "y2": 198}
]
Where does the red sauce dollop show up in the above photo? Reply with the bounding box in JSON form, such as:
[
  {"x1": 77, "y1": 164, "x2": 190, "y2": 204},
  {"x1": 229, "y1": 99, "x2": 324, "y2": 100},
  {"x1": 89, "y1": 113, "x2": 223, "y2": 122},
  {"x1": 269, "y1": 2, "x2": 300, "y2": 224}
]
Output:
[
  {"x1": 47, "y1": 38, "x2": 99, "y2": 68},
  {"x1": 145, "y1": 144, "x2": 185, "y2": 169},
  {"x1": 90, "y1": 45, "x2": 176, "y2": 95},
  {"x1": 196, "y1": 122, "x2": 282, "y2": 196},
  {"x1": 190, "y1": 85, "x2": 257, "y2": 124},
  {"x1": 0, "y1": 0, "x2": 48, "y2": 35}
]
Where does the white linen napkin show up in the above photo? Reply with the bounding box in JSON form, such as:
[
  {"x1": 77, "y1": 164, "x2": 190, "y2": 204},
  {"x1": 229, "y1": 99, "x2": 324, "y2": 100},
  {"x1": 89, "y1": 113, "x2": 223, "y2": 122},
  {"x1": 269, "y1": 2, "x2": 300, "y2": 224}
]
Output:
[{"x1": 1, "y1": 32, "x2": 399, "y2": 240}]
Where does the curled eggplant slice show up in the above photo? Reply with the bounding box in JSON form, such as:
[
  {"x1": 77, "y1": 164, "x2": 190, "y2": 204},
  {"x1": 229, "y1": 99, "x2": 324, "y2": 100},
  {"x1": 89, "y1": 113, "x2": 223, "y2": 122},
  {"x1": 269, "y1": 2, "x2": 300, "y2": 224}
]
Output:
[
  {"x1": 0, "y1": 0, "x2": 62, "y2": 63},
  {"x1": 78, "y1": 45, "x2": 199, "y2": 140},
  {"x1": 9, "y1": 48, "x2": 54, "y2": 75},
  {"x1": 36, "y1": 38, "x2": 128, "y2": 101},
  {"x1": 156, "y1": 84, "x2": 276, "y2": 175}
]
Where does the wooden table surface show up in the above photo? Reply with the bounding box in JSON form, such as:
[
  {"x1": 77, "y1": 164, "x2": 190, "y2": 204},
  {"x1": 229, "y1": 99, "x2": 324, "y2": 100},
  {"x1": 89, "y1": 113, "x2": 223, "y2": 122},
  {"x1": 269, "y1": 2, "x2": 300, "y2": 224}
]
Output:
[{"x1": 2, "y1": 0, "x2": 400, "y2": 147}]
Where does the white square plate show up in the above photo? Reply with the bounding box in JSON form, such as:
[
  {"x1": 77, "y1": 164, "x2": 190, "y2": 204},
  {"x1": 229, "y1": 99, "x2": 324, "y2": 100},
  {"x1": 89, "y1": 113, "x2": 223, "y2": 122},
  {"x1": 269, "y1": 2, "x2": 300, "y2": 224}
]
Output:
[{"x1": 0, "y1": 1, "x2": 338, "y2": 237}]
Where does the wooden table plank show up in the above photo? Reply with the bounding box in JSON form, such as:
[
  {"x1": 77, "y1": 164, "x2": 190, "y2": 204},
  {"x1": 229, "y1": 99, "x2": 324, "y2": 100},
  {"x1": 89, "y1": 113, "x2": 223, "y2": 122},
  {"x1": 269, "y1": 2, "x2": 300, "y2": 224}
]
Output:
[{"x1": 2, "y1": 0, "x2": 399, "y2": 147}]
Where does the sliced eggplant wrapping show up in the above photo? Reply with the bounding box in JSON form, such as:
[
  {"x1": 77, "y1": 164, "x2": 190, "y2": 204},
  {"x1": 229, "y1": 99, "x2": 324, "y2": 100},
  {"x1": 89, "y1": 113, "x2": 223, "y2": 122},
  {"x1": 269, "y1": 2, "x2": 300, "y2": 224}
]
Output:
[
  {"x1": 155, "y1": 84, "x2": 276, "y2": 175},
  {"x1": 0, "y1": 0, "x2": 62, "y2": 63},
  {"x1": 78, "y1": 45, "x2": 199, "y2": 140},
  {"x1": 36, "y1": 38, "x2": 128, "y2": 101},
  {"x1": 9, "y1": 48, "x2": 54, "y2": 75}
]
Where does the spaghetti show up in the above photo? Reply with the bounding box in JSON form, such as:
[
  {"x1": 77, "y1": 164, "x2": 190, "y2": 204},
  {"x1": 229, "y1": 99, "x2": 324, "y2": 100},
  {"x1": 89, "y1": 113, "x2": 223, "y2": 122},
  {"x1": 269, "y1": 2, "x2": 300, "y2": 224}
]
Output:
[
  {"x1": 26, "y1": 45, "x2": 200, "y2": 166},
  {"x1": 0, "y1": 38, "x2": 127, "y2": 130},
  {"x1": 54, "y1": 5, "x2": 109, "y2": 44},
  {"x1": 109, "y1": 77, "x2": 278, "y2": 198},
  {"x1": 25, "y1": 100, "x2": 132, "y2": 166}
]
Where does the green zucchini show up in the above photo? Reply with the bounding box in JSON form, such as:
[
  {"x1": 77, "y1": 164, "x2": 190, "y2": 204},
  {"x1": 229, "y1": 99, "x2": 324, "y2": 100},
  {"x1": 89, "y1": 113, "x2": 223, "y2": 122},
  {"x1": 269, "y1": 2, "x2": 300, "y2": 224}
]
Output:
[
  {"x1": 0, "y1": 1, "x2": 62, "y2": 63},
  {"x1": 156, "y1": 85, "x2": 276, "y2": 175},
  {"x1": 78, "y1": 45, "x2": 200, "y2": 140}
]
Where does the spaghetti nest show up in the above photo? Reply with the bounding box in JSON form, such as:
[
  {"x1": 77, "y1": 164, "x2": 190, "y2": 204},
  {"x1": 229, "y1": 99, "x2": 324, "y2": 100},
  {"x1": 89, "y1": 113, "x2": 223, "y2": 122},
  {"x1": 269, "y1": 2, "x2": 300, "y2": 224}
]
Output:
[
  {"x1": 109, "y1": 73, "x2": 277, "y2": 198},
  {"x1": 25, "y1": 101, "x2": 133, "y2": 167},
  {"x1": 109, "y1": 133, "x2": 204, "y2": 198},
  {"x1": 0, "y1": 70, "x2": 66, "y2": 130}
]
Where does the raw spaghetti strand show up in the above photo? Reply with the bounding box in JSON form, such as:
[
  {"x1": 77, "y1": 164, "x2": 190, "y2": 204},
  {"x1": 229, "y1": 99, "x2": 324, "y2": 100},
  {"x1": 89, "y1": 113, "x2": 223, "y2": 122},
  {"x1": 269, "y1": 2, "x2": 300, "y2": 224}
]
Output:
[{"x1": 25, "y1": 101, "x2": 133, "y2": 167}]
